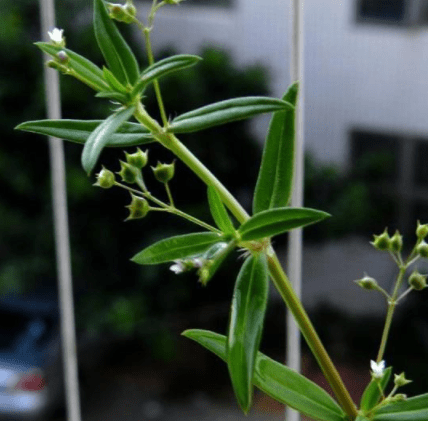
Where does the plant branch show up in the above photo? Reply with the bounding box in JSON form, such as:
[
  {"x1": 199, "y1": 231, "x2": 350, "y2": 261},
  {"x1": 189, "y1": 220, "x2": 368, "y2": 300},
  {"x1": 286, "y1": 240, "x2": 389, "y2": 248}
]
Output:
[{"x1": 133, "y1": 106, "x2": 358, "y2": 419}]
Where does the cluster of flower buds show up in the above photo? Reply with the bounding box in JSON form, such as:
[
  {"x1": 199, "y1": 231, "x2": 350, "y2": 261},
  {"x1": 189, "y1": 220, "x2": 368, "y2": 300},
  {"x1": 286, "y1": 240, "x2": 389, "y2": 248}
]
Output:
[
  {"x1": 371, "y1": 228, "x2": 403, "y2": 253},
  {"x1": 107, "y1": 0, "x2": 137, "y2": 24},
  {"x1": 46, "y1": 28, "x2": 72, "y2": 74}
]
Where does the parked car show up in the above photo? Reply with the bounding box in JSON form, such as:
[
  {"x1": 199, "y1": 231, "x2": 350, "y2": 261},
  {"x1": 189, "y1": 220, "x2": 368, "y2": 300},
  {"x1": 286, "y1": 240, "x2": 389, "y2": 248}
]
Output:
[{"x1": 0, "y1": 291, "x2": 63, "y2": 420}]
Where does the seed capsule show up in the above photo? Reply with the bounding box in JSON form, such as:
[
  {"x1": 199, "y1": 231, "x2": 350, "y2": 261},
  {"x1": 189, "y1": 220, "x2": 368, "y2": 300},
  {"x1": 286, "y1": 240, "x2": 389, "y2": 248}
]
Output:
[
  {"x1": 408, "y1": 270, "x2": 427, "y2": 291},
  {"x1": 125, "y1": 148, "x2": 148, "y2": 169},
  {"x1": 117, "y1": 160, "x2": 139, "y2": 184},
  {"x1": 152, "y1": 161, "x2": 175, "y2": 183},
  {"x1": 125, "y1": 194, "x2": 150, "y2": 220},
  {"x1": 94, "y1": 167, "x2": 115, "y2": 189},
  {"x1": 371, "y1": 229, "x2": 391, "y2": 251}
]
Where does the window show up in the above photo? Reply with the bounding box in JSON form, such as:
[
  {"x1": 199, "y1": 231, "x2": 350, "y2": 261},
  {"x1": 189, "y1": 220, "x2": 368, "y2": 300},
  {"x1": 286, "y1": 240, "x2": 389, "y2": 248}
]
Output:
[
  {"x1": 357, "y1": 0, "x2": 428, "y2": 25},
  {"x1": 350, "y1": 129, "x2": 428, "y2": 236}
]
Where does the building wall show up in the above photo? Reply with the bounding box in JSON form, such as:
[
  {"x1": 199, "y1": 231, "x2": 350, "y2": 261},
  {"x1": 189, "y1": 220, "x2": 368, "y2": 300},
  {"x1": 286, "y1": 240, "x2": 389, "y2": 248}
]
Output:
[{"x1": 137, "y1": 0, "x2": 428, "y2": 168}]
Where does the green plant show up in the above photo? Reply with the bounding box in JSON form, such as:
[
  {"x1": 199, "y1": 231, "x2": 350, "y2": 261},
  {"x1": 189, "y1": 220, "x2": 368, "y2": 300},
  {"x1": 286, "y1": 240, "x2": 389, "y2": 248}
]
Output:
[{"x1": 17, "y1": 1, "x2": 428, "y2": 420}]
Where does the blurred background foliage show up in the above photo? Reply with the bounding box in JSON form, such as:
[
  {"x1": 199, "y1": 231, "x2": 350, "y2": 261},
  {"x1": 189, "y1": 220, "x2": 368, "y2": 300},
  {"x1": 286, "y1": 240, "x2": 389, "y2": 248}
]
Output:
[{"x1": 2, "y1": 0, "x2": 424, "y2": 385}]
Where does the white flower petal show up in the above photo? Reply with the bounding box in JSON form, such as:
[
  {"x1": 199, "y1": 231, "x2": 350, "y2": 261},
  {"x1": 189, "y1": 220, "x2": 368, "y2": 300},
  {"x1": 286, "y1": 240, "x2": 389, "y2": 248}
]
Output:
[
  {"x1": 48, "y1": 28, "x2": 64, "y2": 43},
  {"x1": 370, "y1": 360, "x2": 386, "y2": 378},
  {"x1": 170, "y1": 261, "x2": 184, "y2": 274}
]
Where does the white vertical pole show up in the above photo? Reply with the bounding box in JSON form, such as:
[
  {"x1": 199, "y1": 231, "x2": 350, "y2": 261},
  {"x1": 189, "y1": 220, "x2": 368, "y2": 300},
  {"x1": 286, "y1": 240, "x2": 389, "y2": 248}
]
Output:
[
  {"x1": 39, "y1": 2, "x2": 83, "y2": 421},
  {"x1": 286, "y1": 0, "x2": 304, "y2": 420}
]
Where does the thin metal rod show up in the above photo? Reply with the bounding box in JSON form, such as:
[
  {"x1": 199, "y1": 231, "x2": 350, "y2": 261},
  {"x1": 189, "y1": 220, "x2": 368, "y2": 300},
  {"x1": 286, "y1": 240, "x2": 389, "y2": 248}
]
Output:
[
  {"x1": 286, "y1": 0, "x2": 304, "y2": 420},
  {"x1": 39, "y1": 1, "x2": 82, "y2": 421}
]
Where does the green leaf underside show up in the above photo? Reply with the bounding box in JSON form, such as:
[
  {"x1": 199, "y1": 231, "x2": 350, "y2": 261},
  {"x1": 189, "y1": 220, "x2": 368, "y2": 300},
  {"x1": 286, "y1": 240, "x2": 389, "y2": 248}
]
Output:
[
  {"x1": 132, "y1": 54, "x2": 202, "y2": 96},
  {"x1": 16, "y1": 120, "x2": 153, "y2": 147},
  {"x1": 207, "y1": 186, "x2": 235, "y2": 234},
  {"x1": 82, "y1": 106, "x2": 136, "y2": 174},
  {"x1": 360, "y1": 367, "x2": 392, "y2": 411},
  {"x1": 36, "y1": 42, "x2": 108, "y2": 92},
  {"x1": 168, "y1": 97, "x2": 294, "y2": 134},
  {"x1": 356, "y1": 416, "x2": 370, "y2": 421},
  {"x1": 227, "y1": 254, "x2": 269, "y2": 413},
  {"x1": 238, "y1": 207, "x2": 331, "y2": 241},
  {"x1": 94, "y1": 0, "x2": 139, "y2": 85},
  {"x1": 182, "y1": 329, "x2": 345, "y2": 421},
  {"x1": 253, "y1": 82, "x2": 299, "y2": 214},
  {"x1": 372, "y1": 393, "x2": 428, "y2": 421},
  {"x1": 131, "y1": 232, "x2": 223, "y2": 265}
]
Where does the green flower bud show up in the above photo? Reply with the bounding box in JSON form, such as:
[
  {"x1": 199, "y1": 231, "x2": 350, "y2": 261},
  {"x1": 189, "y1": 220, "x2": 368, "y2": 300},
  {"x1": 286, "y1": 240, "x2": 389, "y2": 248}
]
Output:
[
  {"x1": 117, "y1": 160, "x2": 139, "y2": 184},
  {"x1": 371, "y1": 229, "x2": 391, "y2": 251},
  {"x1": 125, "y1": 148, "x2": 148, "y2": 169},
  {"x1": 164, "y1": 0, "x2": 184, "y2": 4},
  {"x1": 408, "y1": 270, "x2": 427, "y2": 291},
  {"x1": 355, "y1": 275, "x2": 378, "y2": 291},
  {"x1": 390, "y1": 230, "x2": 403, "y2": 253},
  {"x1": 46, "y1": 60, "x2": 68, "y2": 74},
  {"x1": 152, "y1": 161, "x2": 175, "y2": 183},
  {"x1": 125, "y1": 194, "x2": 150, "y2": 220},
  {"x1": 94, "y1": 166, "x2": 116, "y2": 189},
  {"x1": 391, "y1": 394, "x2": 407, "y2": 402},
  {"x1": 56, "y1": 50, "x2": 70, "y2": 65},
  {"x1": 107, "y1": 2, "x2": 136, "y2": 24},
  {"x1": 394, "y1": 372, "x2": 412, "y2": 388},
  {"x1": 417, "y1": 240, "x2": 428, "y2": 258},
  {"x1": 416, "y1": 221, "x2": 428, "y2": 239}
]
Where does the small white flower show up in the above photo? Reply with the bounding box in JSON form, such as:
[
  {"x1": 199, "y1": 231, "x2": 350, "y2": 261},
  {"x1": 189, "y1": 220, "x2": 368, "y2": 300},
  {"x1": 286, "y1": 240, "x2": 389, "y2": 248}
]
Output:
[
  {"x1": 370, "y1": 360, "x2": 386, "y2": 378},
  {"x1": 170, "y1": 261, "x2": 185, "y2": 274},
  {"x1": 192, "y1": 258, "x2": 204, "y2": 268},
  {"x1": 48, "y1": 28, "x2": 64, "y2": 45}
]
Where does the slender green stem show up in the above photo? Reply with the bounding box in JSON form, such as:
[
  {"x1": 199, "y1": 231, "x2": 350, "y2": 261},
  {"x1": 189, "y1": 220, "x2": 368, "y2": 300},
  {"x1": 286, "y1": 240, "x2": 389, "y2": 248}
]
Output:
[
  {"x1": 376, "y1": 301, "x2": 396, "y2": 363},
  {"x1": 267, "y1": 254, "x2": 357, "y2": 418},
  {"x1": 165, "y1": 182, "x2": 175, "y2": 207},
  {"x1": 376, "y1": 265, "x2": 406, "y2": 362},
  {"x1": 143, "y1": 29, "x2": 169, "y2": 126},
  {"x1": 132, "y1": 106, "x2": 358, "y2": 419},
  {"x1": 115, "y1": 181, "x2": 219, "y2": 233}
]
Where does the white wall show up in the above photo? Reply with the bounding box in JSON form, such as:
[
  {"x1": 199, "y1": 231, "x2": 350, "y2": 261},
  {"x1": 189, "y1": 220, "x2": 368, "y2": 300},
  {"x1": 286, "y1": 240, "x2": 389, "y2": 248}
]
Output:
[
  {"x1": 305, "y1": 0, "x2": 428, "y2": 167},
  {"x1": 138, "y1": 0, "x2": 428, "y2": 168}
]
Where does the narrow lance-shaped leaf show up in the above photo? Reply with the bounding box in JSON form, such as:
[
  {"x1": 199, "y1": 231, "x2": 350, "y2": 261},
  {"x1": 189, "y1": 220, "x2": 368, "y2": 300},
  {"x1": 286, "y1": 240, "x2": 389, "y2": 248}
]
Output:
[
  {"x1": 168, "y1": 97, "x2": 294, "y2": 134},
  {"x1": 131, "y1": 54, "x2": 202, "y2": 97},
  {"x1": 373, "y1": 393, "x2": 428, "y2": 421},
  {"x1": 227, "y1": 254, "x2": 269, "y2": 414},
  {"x1": 359, "y1": 367, "x2": 392, "y2": 412},
  {"x1": 94, "y1": 0, "x2": 139, "y2": 85},
  {"x1": 238, "y1": 207, "x2": 330, "y2": 241},
  {"x1": 131, "y1": 232, "x2": 223, "y2": 265},
  {"x1": 182, "y1": 329, "x2": 346, "y2": 421},
  {"x1": 82, "y1": 106, "x2": 136, "y2": 174},
  {"x1": 253, "y1": 82, "x2": 299, "y2": 214},
  {"x1": 103, "y1": 66, "x2": 128, "y2": 94},
  {"x1": 207, "y1": 186, "x2": 235, "y2": 235},
  {"x1": 36, "y1": 42, "x2": 109, "y2": 92},
  {"x1": 15, "y1": 119, "x2": 153, "y2": 147}
]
